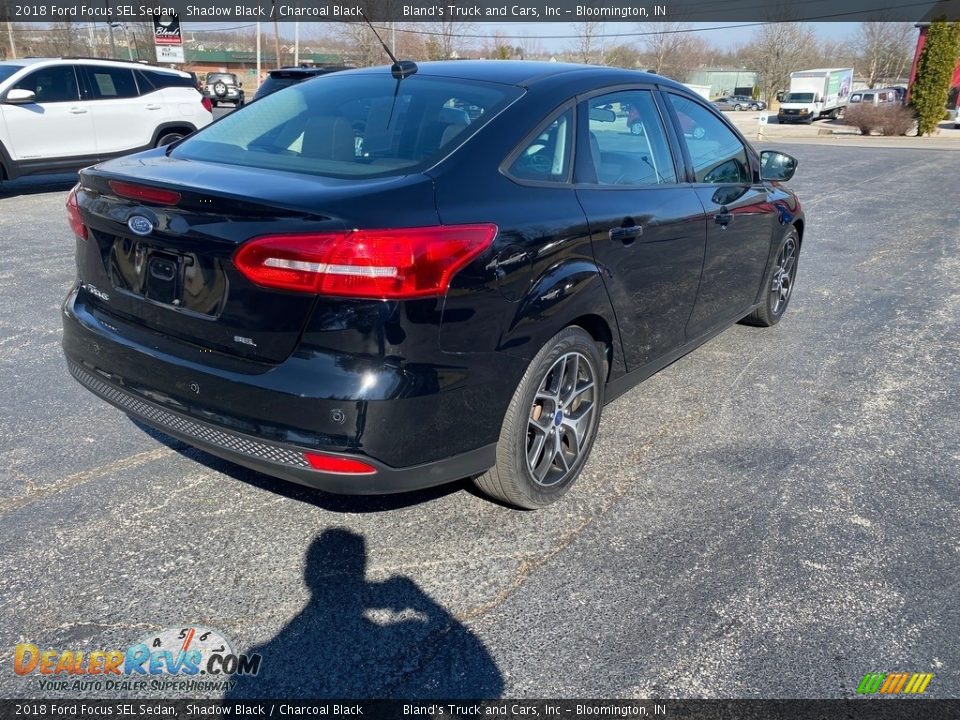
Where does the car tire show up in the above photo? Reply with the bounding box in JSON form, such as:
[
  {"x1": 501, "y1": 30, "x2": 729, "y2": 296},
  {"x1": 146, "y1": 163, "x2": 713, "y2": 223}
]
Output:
[
  {"x1": 742, "y1": 227, "x2": 800, "y2": 328},
  {"x1": 474, "y1": 326, "x2": 605, "y2": 509},
  {"x1": 156, "y1": 132, "x2": 185, "y2": 147},
  {"x1": 734, "y1": 104, "x2": 743, "y2": 111}
]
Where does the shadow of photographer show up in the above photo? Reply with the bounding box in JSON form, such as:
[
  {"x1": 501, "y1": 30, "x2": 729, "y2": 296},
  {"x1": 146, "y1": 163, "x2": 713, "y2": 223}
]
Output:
[{"x1": 225, "y1": 528, "x2": 503, "y2": 699}]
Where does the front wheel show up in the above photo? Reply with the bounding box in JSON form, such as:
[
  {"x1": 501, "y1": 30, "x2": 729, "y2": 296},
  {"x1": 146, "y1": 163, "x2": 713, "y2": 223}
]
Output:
[
  {"x1": 742, "y1": 228, "x2": 800, "y2": 327},
  {"x1": 474, "y1": 327, "x2": 605, "y2": 509},
  {"x1": 734, "y1": 104, "x2": 743, "y2": 111}
]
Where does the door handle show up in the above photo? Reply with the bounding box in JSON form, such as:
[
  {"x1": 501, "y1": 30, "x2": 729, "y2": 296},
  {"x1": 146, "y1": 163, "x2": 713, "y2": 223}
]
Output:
[
  {"x1": 68, "y1": 107, "x2": 88, "y2": 114},
  {"x1": 715, "y1": 209, "x2": 734, "y2": 227},
  {"x1": 608, "y1": 225, "x2": 644, "y2": 244},
  {"x1": 145, "y1": 104, "x2": 162, "y2": 110}
]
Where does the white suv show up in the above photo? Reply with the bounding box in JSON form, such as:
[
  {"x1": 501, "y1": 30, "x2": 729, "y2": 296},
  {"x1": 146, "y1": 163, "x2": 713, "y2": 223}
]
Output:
[{"x1": 0, "y1": 58, "x2": 212, "y2": 183}]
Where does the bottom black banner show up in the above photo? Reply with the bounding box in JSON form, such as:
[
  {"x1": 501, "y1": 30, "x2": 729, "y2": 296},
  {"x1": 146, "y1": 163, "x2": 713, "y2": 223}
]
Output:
[{"x1": 1, "y1": 700, "x2": 959, "y2": 720}]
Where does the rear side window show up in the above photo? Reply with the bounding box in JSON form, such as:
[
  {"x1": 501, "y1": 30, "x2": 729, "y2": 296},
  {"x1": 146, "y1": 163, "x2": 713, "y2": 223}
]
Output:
[
  {"x1": 137, "y1": 69, "x2": 195, "y2": 91},
  {"x1": 173, "y1": 74, "x2": 521, "y2": 179},
  {"x1": 86, "y1": 66, "x2": 138, "y2": 99},
  {"x1": 668, "y1": 94, "x2": 750, "y2": 184},
  {"x1": 507, "y1": 107, "x2": 573, "y2": 183},
  {"x1": 12, "y1": 65, "x2": 80, "y2": 103},
  {"x1": 582, "y1": 90, "x2": 676, "y2": 185}
]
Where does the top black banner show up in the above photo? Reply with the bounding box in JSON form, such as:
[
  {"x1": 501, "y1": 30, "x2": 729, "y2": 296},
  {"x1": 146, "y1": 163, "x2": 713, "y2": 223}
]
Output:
[{"x1": 0, "y1": 0, "x2": 958, "y2": 22}]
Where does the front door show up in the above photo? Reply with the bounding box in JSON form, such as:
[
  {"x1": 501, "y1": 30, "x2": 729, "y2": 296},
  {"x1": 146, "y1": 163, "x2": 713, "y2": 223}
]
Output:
[
  {"x1": 664, "y1": 92, "x2": 777, "y2": 337},
  {"x1": 2, "y1": 64, "x2": 96, "y2": 162}
]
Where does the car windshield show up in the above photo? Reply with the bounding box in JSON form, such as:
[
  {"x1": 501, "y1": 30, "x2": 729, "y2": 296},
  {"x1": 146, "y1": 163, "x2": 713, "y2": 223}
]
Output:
[
  {"x1": 784, "y1": 93, "x2": 814, "y2": 103},
  {"x1": 173, "y1": 73, "x2": 522, "y2": 179},
  {"x1": 0, "y1": 63, "x2": 26, "y2": 85}
]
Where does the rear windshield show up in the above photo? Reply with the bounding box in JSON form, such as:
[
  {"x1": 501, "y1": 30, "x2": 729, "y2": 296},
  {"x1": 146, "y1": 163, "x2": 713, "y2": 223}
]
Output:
[
  {"x1": 783, "y1": 93, "x2": 814, "y2": 103},
  {"x1": 173, "y1": 73, "x2": 522, "y2": 179},
  {"x1": 0, "y1": 64, "x2": 25, "y2": 85},
  {"x1": 206, "y1": 73, "x2": 237, "y2": 84},
  {"x1": 256, "y1": 75, "x2": 303, "y2": 98}
]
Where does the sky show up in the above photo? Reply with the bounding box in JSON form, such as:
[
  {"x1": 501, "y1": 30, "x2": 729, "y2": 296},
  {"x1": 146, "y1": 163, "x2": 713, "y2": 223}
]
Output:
[{"x1": 182, "y1": 21, "x2": 866, "y2": 53}]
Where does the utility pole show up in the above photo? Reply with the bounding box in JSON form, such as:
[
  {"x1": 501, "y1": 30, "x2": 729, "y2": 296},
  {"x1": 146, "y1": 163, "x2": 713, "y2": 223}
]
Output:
[
  {"x1": 256, "y1": 22, "x2": 261, "y2": 87},
  {"x1": 105, "y1": 0, "x2": 117, "y2": 59},
  {"x1": 271, "y1": 1, "x2": 281, "y2": 68},
  {"x1": 87, "y1": 22, "x2": 96, "y2": 57},
  {"x1": 294, "y1": 22, "x2": 299, "y2": 66},
  {"x1": 6, "y1": 23, "x2": 16, "y2": 60}
]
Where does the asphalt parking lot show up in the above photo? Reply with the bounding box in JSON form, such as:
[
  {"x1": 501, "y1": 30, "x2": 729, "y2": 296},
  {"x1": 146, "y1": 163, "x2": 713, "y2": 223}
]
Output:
[{"x1": 0, "y1": 142, "x2": 958, "y2": 699}]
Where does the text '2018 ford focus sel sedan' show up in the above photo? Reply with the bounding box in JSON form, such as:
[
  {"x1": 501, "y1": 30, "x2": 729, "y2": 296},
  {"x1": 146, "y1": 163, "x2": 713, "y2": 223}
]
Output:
[{"x1": 62, "y1": 61, "x2": 803, "y2": 509}]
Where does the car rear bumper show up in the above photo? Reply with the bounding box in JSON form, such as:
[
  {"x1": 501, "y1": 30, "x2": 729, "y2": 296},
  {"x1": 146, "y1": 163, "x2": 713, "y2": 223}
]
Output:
[
  {"x1": 66, "y1": 360, "x2": 493, "y2": 494},
  {"x1": 61, "y1": 286, "x2": 505, "y2": 494}
]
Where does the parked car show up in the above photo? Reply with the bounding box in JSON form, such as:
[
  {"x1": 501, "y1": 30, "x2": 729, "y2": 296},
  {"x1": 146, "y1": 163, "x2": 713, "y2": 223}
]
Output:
[
  {"x1": 203, "y1": 72, "x2": 245, "y2": 107},
  {"x1": 0, "y1": 58, "x2": 212, "y2": 184},
  {"x1": 713, "y1": 95, "x2": 765, "y2": 111},
  {"x1": 253, "y1": 65, "x2": 354, "y2": 101},
  {"x1": 848, "y1": 88, "x2": 899, "y2": 106},
  {"x1": 62, "y1": 61, "x2": 803, "y2": 509}
]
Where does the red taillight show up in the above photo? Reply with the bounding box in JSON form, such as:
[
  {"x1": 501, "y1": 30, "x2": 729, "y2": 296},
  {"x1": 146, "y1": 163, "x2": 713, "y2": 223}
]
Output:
[
  {"x1": 303, "y1": 452, "x2": 377, "y2": 475},
  {"x1": 233, "y1": 224, "x2": 498, "y2": 299},
  {"x1": 66, "y1": 185, "x2": 87, "y2": 240},
  {"x1": 201, "y1": 96, "x2": 213, "y2": 113},
  {"x1": 108, "y1": 180, "x2": 181, "y2": 206}
]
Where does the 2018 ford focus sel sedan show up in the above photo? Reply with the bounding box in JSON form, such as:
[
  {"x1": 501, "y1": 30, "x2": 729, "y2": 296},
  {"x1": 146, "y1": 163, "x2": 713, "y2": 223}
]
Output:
[{"x1": 61, "y1": 61, "x2": 803, "y2": 509}]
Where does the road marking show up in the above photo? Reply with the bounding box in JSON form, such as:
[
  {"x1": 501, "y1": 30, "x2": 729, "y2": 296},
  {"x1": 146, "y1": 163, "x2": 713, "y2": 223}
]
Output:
[{"x1": 0, "y1": 446, "x2": 174, "y2": 515}]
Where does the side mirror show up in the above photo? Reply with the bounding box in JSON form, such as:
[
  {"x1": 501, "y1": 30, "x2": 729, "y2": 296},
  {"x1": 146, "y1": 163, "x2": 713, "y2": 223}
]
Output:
[
  {"x1": 4, "y1": 88, "x2": 36, "y2": 104},
  {"x1": 239, "y1": 82, "x2": 243, "y2": 87},
  {"x1": 760, "y1": 150, "x2": 797, "y2": 182}
]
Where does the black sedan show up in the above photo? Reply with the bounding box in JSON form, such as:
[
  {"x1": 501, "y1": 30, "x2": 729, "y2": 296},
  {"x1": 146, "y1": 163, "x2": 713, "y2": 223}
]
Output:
[
  {"x1": 252, "y1": 65, "x2": 354, "y2": 101},
  {"x1": 62, "y1": 61, "x2": 803, "y2": 509}
]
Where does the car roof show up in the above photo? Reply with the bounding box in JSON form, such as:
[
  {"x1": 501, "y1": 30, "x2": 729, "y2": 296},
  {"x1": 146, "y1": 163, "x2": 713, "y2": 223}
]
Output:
[
  {"x1": 3, "y1": 57, "x2": 189, "y2": 77},
  {"x1": 348, "y1": 60, "x2": 683, "y2": 91}
]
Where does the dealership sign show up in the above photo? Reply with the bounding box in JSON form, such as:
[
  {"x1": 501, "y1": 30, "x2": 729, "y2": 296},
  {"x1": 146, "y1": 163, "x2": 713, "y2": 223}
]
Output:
[{"x1": 153, "y1": 14, "x2": 184, "y2": 64}]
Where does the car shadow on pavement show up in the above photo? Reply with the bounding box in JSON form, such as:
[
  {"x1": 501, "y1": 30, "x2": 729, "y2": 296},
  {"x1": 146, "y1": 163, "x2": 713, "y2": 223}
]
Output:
[
  {"x1": 0, "y1": 173, "x2": 78, "y2": 198},
  {"x1": 223, "y1": 528, "x2": 505, "y2": 698},
  {"x1": 131, "y1": 419, "x2": 471, "y2": 512}
]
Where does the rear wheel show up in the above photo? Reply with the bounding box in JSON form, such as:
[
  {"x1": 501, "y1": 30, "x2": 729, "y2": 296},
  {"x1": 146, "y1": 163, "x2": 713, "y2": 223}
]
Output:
[
  {"x1": 156, "y1": 132, "x2": 185, "y2": 147},
  {"x1": 474, "y1": 327, "x2": 604, "y2": 509},
  {"x1": 742, "y1": 227, "x2": 800, "y2": 327}
]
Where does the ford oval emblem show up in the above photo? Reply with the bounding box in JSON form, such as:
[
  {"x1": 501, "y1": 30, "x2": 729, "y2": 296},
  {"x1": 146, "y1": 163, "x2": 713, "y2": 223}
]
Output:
[{"x1": 127, "y1": 215, "x2": 154, "y2": 236}]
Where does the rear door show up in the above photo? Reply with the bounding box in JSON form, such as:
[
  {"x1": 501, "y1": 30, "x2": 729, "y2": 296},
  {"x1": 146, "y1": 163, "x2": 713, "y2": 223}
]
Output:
[
  {"x1": 2, "y1": 64, "x2": 96, "y2": 161},
  {"x1": 81, "y1": 64, "x2": 156, "y2": 155},
  {"x1": 663, "y1": 92, "x2": 777, "y2": 337},
  {"x1": 574, "y1": 87, "x2": 706, "y2": 371}
]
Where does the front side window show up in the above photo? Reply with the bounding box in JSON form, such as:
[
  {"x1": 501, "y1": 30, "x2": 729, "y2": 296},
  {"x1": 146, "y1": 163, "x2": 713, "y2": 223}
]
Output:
[
  {"x1": 173, "y1": 74, "x2": 521, "y2": 179},
  {"x1": 86, "y1": 66, "x2": 138, "y2": 100},
  {"x1": 582, "y1": 90, "x2": 676, "y2": 186},
  {"x1": 668, "y1": 94, "x2": 750, "y2": 184},
  {"x1": 508, "y1": 107, "x2": 573, "y2": 183},
  {"x1": 12, "y1": 65, "x2": 79, "y2": 103}
]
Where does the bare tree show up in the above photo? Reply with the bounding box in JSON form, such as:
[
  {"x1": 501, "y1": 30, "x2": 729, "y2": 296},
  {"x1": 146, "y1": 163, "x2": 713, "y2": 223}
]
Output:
[
  {"x1": 853, "y1": 21, "x2": 914, "y2": 87},
  {"x1": 604, "y1": 43, "x2": 641, "y2": 69},
  {"x1": 421, "y1": 21, "x2": 473, "y2": 60},
  {"x1": 46, "y1": 22, "x2": 84, "y2": 57},
  {"x1": 570, "y1": 22, "x2": 606, "y2": 64},
  {"x1": 643, "y1": 22, "x2": 684, "y2": 74},
  {"x1": 739, "y1": 23, "x2": 819, "y2": 103}
]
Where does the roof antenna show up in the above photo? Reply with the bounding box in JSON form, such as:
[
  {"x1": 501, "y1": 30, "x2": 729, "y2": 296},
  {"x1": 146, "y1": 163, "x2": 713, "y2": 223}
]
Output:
[{"x1": 358, "y1": 11, "x2": 418, "y2": 79}]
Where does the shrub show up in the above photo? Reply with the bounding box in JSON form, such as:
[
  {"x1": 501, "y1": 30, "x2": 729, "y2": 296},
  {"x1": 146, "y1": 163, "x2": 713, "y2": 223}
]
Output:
[
  {"x1": 911, "y1": 19, "x2": 960, "y2": 136},
  {"x1": 843, "y1": 103, "x2": 916, "y2": 136}
]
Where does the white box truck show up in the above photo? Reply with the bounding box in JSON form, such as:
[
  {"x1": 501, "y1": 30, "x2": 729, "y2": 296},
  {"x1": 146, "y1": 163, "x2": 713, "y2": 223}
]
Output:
[{"x1": 778, "y1": 68, "x2": 854, "y2": 124}]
